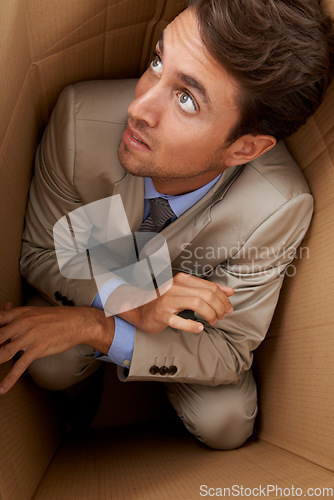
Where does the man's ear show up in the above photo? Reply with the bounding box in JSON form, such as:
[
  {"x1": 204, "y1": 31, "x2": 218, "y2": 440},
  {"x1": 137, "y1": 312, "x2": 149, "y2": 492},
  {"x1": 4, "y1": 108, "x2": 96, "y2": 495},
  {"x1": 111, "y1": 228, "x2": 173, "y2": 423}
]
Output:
[{"x1": 225, "y1": 135, "x2": 276, "y2": 167}]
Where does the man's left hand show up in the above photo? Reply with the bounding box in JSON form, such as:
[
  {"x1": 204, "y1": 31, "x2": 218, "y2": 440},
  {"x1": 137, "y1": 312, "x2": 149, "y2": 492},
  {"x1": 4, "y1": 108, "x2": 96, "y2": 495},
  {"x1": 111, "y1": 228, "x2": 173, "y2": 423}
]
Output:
[{"x1": 0, "y1": 305, "x2": 115, "y2": 395}]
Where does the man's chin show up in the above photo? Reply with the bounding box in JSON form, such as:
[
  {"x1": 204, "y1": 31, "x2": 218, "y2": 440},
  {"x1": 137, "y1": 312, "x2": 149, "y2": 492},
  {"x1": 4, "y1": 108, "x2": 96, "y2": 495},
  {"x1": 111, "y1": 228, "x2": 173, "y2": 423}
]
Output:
[{"x1": 117, "y1": 144, "x2": 148, "y2": 178}]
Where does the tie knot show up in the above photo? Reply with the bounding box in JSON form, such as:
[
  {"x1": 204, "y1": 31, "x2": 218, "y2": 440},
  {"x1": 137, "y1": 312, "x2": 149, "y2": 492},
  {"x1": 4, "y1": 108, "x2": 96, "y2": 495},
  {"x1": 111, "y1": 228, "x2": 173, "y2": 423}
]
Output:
[
  {"x1": 149, "y1": 197, "x2": 175, "y2": 229},
  {"x1": 138, "y1": 197, "x2": 175, "y2": 233}
]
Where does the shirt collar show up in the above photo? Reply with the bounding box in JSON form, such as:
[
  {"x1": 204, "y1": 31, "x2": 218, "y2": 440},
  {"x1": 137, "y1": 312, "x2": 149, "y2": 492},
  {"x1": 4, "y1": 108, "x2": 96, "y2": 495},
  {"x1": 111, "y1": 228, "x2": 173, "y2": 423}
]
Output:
[{"x1": 144, "y1": 174, "x2": 221, "y2": 218}]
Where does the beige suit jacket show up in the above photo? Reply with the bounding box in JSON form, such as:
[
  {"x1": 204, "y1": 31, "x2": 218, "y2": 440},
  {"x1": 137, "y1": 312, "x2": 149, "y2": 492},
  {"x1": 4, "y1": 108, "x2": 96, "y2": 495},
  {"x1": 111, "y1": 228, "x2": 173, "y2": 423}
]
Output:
[{"x1": 20, "y1": 79, "x2": 313, "y2": 386}]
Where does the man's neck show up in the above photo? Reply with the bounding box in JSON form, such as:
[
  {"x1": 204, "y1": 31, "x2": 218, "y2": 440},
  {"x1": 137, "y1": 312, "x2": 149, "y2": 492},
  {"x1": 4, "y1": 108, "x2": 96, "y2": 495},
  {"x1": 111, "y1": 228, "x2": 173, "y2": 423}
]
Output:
[{"x1": 151, "y1": 171, "x2": 224, "y2": 195}]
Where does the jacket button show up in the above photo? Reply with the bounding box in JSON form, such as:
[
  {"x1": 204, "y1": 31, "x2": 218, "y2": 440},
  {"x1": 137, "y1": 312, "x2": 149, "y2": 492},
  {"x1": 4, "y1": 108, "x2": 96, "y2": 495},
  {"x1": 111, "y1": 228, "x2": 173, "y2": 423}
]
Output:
[
  {"x1": 54, "y1": 291, "x2": 62, "y2": 301},
  {"x1": 149, "y1": 365, "x2": 159, "y2": 375},
  {"x1": 169, "y1": 365, "x2": 177, "y2": 375},
  {"x1": 159, "y1": 366, "x2": 169, "y2": 376}
]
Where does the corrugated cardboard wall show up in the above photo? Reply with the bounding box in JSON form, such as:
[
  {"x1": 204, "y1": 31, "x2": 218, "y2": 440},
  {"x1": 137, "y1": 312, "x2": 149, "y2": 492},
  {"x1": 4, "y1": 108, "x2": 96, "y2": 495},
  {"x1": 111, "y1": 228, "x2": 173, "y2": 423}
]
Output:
[
  {"x1": 0, "y1": 363, "x2": 64, "y2": 500},
  {"x1": 254, "y1": 81, "x2": 334, "y2": 471}
]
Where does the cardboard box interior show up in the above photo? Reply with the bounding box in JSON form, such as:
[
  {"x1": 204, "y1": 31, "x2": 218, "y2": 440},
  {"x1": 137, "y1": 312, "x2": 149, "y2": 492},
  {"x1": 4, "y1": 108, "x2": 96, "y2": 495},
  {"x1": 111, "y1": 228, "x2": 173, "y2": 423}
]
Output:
[{"x1": 0, "y1": 0, "x2": 333, "y2": 498}]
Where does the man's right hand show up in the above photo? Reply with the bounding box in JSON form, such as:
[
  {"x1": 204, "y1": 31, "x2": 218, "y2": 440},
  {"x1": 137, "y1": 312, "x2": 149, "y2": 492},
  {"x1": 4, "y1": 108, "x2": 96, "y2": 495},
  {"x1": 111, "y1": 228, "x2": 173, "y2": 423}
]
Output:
[
  {"x1": 111, "y1": 272, "x2": 234, "y2": 334},
  {"x1": 0, "y1": 305, "x2": 115, "y2": 394}
]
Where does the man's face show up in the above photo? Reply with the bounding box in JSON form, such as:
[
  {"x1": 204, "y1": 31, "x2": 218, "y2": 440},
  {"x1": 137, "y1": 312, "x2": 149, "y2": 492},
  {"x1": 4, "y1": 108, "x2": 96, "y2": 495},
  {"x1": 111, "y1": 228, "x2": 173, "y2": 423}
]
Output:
[{"x1": 118, "y1": 7, "x2": 241, "y2": 194}]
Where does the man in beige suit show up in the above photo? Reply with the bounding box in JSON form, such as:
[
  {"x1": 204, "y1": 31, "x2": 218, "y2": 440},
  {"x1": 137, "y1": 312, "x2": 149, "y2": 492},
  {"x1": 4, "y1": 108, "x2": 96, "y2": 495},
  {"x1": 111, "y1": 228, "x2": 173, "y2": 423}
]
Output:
[{"x1": 0, "y1": 0, "x2": 333, "y2": 449}]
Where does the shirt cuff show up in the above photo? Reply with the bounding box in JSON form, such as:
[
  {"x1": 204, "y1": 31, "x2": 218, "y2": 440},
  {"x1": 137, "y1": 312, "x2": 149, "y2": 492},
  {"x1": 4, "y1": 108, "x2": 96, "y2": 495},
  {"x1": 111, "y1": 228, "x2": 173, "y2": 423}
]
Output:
[
  {"x1": 92, "y1": 278, "x2": 135, "y2": 367},
  {"x1": 95, "y1": 317, "x2": 135, "y2": 368},
  {"x1": 92, "y1": 277, "x2": 127, "y2": 309}
]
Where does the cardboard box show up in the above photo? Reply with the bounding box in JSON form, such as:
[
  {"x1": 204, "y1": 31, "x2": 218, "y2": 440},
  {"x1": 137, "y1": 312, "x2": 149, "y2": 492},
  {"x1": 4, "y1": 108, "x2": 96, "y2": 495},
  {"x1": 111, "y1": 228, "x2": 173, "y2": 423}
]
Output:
[{"x1": 0, "y1": 1, "x2": 333, "y2": 498}]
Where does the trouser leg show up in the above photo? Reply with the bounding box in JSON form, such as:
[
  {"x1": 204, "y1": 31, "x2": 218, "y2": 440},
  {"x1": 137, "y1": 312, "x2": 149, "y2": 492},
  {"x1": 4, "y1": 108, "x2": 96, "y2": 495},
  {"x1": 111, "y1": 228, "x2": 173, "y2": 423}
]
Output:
[
  {"x1": 165, "y1": 369, "x2": 258, "y2": 450},
  {"x1": 28, "y1": 345, "x2": 102, "y2": 391}
]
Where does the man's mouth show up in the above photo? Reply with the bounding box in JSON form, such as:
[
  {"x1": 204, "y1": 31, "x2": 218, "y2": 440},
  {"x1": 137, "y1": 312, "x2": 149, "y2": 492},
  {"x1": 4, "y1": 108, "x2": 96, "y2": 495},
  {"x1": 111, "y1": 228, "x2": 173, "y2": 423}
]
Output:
[
  {"x1": 127, "y1": 124, "x2": 150, "y2": 149},
  {"x1": 121, "y1": 122, "x2": 151, "y2": 152},
  {"x1": 132, "y1": 133, "x2": 145, "y2": 145}
]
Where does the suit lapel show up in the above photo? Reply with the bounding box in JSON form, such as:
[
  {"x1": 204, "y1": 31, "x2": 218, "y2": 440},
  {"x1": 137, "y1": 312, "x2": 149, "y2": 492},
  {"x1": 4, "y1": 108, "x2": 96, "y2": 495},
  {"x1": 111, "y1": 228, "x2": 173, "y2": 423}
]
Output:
[
  {"x1": 157, "y1": 164, "x2": 244, "y2": 263},
  {"x1": 112, "y1": 173, "x2": 145, "y2": 232}
]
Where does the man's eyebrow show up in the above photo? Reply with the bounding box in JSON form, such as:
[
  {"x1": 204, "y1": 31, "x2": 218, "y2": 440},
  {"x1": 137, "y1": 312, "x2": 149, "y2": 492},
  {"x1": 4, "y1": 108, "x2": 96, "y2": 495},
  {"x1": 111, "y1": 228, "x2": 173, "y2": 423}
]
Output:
[
  {"x1": 156, "y1": 32, "x2": 211, "y2": 107},
  {"x1": 176, "y1": 72, "x2": 211, "y2": 107}
]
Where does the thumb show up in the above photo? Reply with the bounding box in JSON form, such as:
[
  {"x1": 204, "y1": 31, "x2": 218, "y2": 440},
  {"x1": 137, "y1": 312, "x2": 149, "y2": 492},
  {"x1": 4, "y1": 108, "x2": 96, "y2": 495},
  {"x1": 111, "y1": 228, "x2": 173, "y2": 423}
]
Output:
[{"x1": 217, "y1": 285, "x2": 234, "y2": 297}]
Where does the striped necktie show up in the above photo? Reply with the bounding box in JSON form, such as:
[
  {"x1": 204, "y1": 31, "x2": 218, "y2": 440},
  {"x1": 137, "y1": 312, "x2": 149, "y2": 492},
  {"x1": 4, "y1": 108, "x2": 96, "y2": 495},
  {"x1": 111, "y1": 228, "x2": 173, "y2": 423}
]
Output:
[{"x1": 138, "y1": 197, "x2": 175, "y2": 233}]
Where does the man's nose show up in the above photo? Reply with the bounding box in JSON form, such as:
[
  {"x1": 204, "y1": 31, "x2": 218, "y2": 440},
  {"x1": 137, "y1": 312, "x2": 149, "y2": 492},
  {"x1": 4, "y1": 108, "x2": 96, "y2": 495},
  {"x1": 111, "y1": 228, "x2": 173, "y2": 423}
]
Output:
[{"x1": 127, "y1": 84, "x2": 162, "y2": 128}]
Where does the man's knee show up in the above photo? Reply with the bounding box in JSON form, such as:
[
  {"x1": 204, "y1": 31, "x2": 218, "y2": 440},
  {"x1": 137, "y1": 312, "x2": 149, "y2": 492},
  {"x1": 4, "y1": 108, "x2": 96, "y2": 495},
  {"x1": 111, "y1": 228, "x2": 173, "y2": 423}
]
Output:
[
  {"x1": 28, "y1": 345, "x2": 102, "y2": 391},
  {"x1": 166, "y1": 371, "x2": 258, "y2": 450},
  {"x1": 188, "y1": 395, "x2": 258, "y2": 450}
]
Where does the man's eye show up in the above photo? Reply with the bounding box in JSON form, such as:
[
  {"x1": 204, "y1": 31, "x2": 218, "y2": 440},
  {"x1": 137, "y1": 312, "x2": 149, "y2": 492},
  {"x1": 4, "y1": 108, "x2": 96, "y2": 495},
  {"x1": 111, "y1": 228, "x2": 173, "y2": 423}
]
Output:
[
  {"x1": 177, "y1": 92, "x2": 197, "y2": 114},
  {"x1": 151, "y1": 55, "x2": 163, "y2": 75}
]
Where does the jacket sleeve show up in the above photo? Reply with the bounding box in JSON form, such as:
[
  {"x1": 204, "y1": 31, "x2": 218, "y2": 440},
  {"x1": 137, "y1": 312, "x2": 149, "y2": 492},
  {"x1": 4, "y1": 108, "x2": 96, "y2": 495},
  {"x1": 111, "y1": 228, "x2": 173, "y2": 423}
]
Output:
[
  {"x1": 20, "y1": 85, "x2": 99, "y2": 306},
  {"x1": 120, "y1": 192, "x2": 313, "y2": 385}
]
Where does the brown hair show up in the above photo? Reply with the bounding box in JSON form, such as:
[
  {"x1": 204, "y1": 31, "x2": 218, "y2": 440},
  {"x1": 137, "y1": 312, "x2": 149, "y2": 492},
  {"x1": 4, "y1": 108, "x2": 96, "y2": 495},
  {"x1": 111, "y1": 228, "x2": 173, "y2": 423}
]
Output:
[{"x1": 189, "y1": 0, "x2": 334, "y2": 142}]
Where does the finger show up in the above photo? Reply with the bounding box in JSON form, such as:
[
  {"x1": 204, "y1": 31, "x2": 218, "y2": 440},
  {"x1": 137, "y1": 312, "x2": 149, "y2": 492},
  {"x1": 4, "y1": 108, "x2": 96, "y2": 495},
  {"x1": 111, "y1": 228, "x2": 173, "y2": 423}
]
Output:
[
  {"x1": 0, "y1": 307, "x2": 20, "y2": 326},
  {"x1": 174, "y1": 274, "x2": 234, "y2": 314},
  {"x1": 0, "y1": 316, "x2": 26, "y2": 347},
  {"x1": 203, "y1": 285, "x2": 234, "y2": 316},
  {"x1": 0, "y1": 307, "x2": 37, "y2": 331},
  {"x1": 0, "y1": 325, "x2": 9, "y2": 344},
  {"x1": 0, "y1": 352, "x2": 33, "y2": 395},
  {"x1": 165, "y1": 295, "x2": 224, "y2": 326},
  {"x1": 172, "y1": 283, "x2": 233, "y2": 319},
  {"x1": 217, "y1": 285, "x2": 234, "y2": 297},
  {"x1": 168, "y1": 314, "x2": 204, "y2": 333},
  {"x1": 0, "y1": 312, "x2": 10, "y2": 326},
  {"x1": 0, "y1": 338, "x2": 22, "y2": 364}
]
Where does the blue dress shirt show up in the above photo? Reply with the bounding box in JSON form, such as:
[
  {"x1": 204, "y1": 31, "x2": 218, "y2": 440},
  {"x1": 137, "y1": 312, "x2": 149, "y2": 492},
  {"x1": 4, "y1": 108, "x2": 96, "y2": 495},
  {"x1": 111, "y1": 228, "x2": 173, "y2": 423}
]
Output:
[{"x1": 93, "y1": 174, "x2": 221, "y2": 367}]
